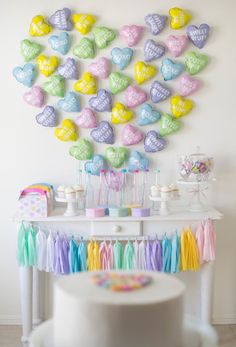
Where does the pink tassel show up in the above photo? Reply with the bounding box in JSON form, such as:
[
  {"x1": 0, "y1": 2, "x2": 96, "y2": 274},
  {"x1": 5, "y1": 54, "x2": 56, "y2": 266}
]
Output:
[
  {"x1": 195, "y1": 222, "x2": 205, "y2": 264},
  {"x1": 99, "y1": 241, "x2": 108, "y2": 270},
  {"x1": 107, "y1": 242, "x2": 113, "y2": 270},
  {"x1": 203, "y1": 219, "x2": 216, "y2": 262}
]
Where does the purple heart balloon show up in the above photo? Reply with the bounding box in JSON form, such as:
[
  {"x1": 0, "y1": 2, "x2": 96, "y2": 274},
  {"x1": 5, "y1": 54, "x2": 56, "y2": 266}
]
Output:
[
  {"x1": 150, "y1": 81, "x2": 171, "y2": 103},
  {"x1": 49, "y1": 8, "x2": 72, "y2": 31},
  {"x1": 145, "y1": 14, "x2": 167, "y2": 35},
  {"x1": 186, "y1": 24, "x2": 210, "y2": 49},
  {"x1": 36, "y1": 106, "x2": 57, "y2": 127},
  {"x1": 90, "y1": 121, "x2": 114, "y2": 144},
  {"x1": 144, "y1": 39, "x2": 165, "y2": 62},
  {"x1": 144, "y1": 130, "x2": 166, "y2": 152},
  {"x1": 57, "y1": 58, "x2": 78, "y2": 79},
  {"x1": 89, "y1": 89, "x2": 112, "y2": 112}
]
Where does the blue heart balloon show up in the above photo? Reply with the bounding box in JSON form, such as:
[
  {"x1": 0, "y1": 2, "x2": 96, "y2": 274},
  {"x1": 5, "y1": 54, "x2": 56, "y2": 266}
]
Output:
[
  {"x1": 111, "y1": 47, "x2": 133, "y2": 70},
  {"x1": 137, "y1": 103, "x2": 161, "y2": 126},
  {"x1": 48, "y1": 32, "x2": 70, "y2": 55},
  {"x1": 160, "y1": 58, "x2": 183, "y2": 81},
  {"x1": 13, "y1": 63, "x2": 36, "y2": 87},
  {"x1": 57, "y1": 92, "x2": 81, "y2": 112},
  {"x1": 128, "y1": 151, "x2": 149, "y2": 172},
  {"x1": 85, "y1": 155, "x2": 107, "y2": 176}
]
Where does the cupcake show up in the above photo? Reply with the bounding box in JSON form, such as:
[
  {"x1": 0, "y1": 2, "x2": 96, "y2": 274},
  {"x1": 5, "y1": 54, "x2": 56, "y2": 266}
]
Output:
[
  {"x1": 65, "y1": 187, "x2": 76, "y2": 201},
  {"x1": 73, "y1": 185, "x2": 84, "y2": 199},
  {"x1": 57, "y1": 185, "x2": 66, "y2": 198},
  {"x1": 169, "y1": 184, "x2": 179, "y2": 198},
  {"x1": 160, "y1": 185, "x2": 172, "y2": 199},
  {"x1": 151, "y1": 185, "x2": 161, "y2": 197}
]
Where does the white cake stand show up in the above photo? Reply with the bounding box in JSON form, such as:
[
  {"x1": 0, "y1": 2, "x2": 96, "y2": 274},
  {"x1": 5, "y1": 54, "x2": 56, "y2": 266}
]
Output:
[
  {"x1": 149, "y1": 195, "x2": 180, "y2": 216},
  {"x1": 55, "y1": 197, "x2": 79, "y2": 217}
]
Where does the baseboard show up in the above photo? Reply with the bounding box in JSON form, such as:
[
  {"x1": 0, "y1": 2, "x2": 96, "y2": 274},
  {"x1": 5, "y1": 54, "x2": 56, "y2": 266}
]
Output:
[
  {"x1": 212, "y1": 314, "x2": 236, "y2": 325},
  {"x1": 0, "y1": 315, "x2": 21, "y2": 325}
]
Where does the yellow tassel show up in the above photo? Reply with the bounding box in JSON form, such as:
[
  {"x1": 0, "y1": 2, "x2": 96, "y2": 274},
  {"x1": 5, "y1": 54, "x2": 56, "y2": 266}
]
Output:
[
  {"x1": 186, "y1": 227, "x2": 199, "y2": 271},
  {"x1": 93, "y1": 241, "x2": 100, "y2": 271},
  {"x1": 180, "y1": 228, "x2": 187, "y2": 271},
  {"x1": 87, "y1": 240, "x2": 94, "y2": 271}
]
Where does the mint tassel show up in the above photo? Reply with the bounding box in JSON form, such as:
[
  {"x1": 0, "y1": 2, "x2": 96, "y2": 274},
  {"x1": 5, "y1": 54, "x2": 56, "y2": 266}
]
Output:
[
  {"x1": 113, "y1": 240, "x2": 123, "y2": 270},
  {"x1": 162, "y1": 235, "x2": 172, "y2": 273},
  {"x1": 69, "y1": 238, "x2": 79, "y2": 273},
  {"x1": 78, "y1": 239, "x2": 87, "y2": 271},
  {"x1": 171, "y1": 232, "x2": 180, "y2": 273},
  {"x1": 27, "y1": 225, "x2": 36, "y2": 266},
  {"x1": 123, "y1": 241, "x2": 134, "y2": 270},
  {"x1": 16, "y1": 223, "x2": 28, "y2": 266}
]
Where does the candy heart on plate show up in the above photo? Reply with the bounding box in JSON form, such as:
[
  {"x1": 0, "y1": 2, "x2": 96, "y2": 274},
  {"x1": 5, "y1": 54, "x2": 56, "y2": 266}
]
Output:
[
  {"x1": 160, "y1": 58, "x2": 183, "y2": 81},
  {"x1": 137, "y1": 103, "x2": 161, "y2": 126},
  {"x1": 92, "y1": 26, "x2": 116, "y2": 49},
  {"x1": 144, "y1": 39, "x2": 165, "y2": 62},
  {"x1": 134, "y1": 61, "x2": 156, "y2": 85},
  {"x1": 128, "y1": 150, "x2": 149, "y2": 172},
  {"x1": 91, "y1": 121, "x2": 114, "y2": 144},
  {"x1": 105, "y1": 146, "x2": 128, "y2": 168},
  {"x1": 74, "y1": 72, "x2": 97, "y2": 95},
  {"x1": 36, "y1": 105, "x2": 57, "y2": 127},
  {"x1": 184, "y1": 51, "x2": 208, "y2": 75},
  {"x1": 21, "y1": 39, "x2": 43, "y2": 62},
  {"x1": 89, "y1": 89, "x2": 112, "y2": 112},
  {"x1": 89, "y1": 57, "x2": 110, "y2": 79},
  {"x1": 57, "y1": 92, "x2": 81, "y2": 112},
  {"x1": 73, "y1": 38, "x2": 95, "y2": 59},
  {"x1": 48, "y1": 32, "x2": 70, "y2": 55},
  {"x1": 54, "y1": 119, "x2": 78, "y2": 142},
  {"x1": 75, "y1": 107, "x2": 97, "y2": 129},
  {"x1": 36, "y1": 54, "x2": 59, "y2": 77},
  {"x1": 119, "y1": 25, "x2": 143, "y2": 47},
  {"x1": 69, "y1": 138, "x2": 93, "y2": 160},
  {"x1": 85, "y1": 154, "x2": 107, "y2": 176},
  {"x1": 109, "y1": 72, "x2": 130, "y2": 94},
  {"x1": 186, "y1": 24, "x2": 210, "y2": 49},
  {"x1": 159, "y1": 113, "x2": 182, "y2": 136},
  {"x1": 57, "y1": 57, "x2": 78, "y2": 80},
  {"x1": 144, "y1": 14, "x2": 167, "y2": 35},
  {"x1": 144, "y1": 130, "x2": 166, "y2": 152},
  {"x1": 29, "y1": 15, "x2": 51, "y2": 36},
  {"x1": 165, "y1": 35, "x2": 188, "y2": 57},
  {"x1": 125, "y1": 86, "x2": 147, "y2": 108},
  {"x1": 23, "y1": 85, "x2": 45, "y2": 108},
  {"x1": 121, "y1": 124, "x2": 144, "y2": 146},
  {"x1": 43, "y1": 75, "x2": 65, "y2": 97},
  {"x1": 111, "y1": 47, "x2": 133, "y2": 70},
  {"x1": 178, "y1": 74, "x2": 200, "y2": 97},
  {"x1": 71, "y1": 13, "x2": 96, "y2": 35},
  {"x1": 150, "y1": 81, "x2": 171, "y2": 103},
  {"x1": 111, "y1": 102, "x2": 133, "y2": 124},
  {"x1": 13, "y1": 63, "x2": 36, "y2": 87},
  {"x1": 49, "y1": 8, "x2": 72, "y2": 31},
  {"x1": 169, "y1": 7, "x2": 191, "y2": 30},
  {"x1": 170, "y1": 95, "x2": 193, "y2": 118}
]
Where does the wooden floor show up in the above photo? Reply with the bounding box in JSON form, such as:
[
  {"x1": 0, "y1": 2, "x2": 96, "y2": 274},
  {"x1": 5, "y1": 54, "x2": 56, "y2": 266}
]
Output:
[{"x1": 0, "y1": 325, "x2": 236, "y2": 346}]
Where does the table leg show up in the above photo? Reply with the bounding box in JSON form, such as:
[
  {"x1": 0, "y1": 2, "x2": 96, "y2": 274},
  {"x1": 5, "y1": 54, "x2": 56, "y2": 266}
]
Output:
[
  {"x1": 19, "y1": 266, "x2": 33, "y2": 342},
  {"x1": 201, "y1": 261, "x2": 215, "y2": 324},
  {"x1": 33, "y1": 267, "x2": 44, "y2": 327}
]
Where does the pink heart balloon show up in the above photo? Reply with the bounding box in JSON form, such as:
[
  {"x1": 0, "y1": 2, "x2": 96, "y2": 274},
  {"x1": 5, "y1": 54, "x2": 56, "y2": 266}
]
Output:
[
  {"x1": 121, "y1": 124, "x2": 144, "y2": 146},
  {"x1": 165, "y1": 35, "x2": 188, "y2": 58},
  {"x1": 75, "y1": 107, "x2": 97, "y2": 129},
  {"x1": 88, "y1": 57, "x2": 110, "y2": 80},
  {"x1": 125, "y1": 86, "x2": 147, "y2": 108},
  {"x1": 119, "y1": 25, "x2": 143, "y2": 47},
  {"x1": 179, "y1": 74, "x2": 200, "y2": 97},
  {"x1": 23, "y1": 86, "x2": 45, "y2": 108}
]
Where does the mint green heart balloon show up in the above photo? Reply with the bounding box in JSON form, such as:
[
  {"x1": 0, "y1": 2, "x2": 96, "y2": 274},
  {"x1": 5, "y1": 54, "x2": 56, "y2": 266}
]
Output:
[
  {"x1": 159, "y1": 113, "x2": 182, "y2": 137},
  {"x1": 109, "y1": 72, "x2": 130, "y2": 94},
  {"x1": 73, "y1": 38, "x2": 95, "y2": 59},
  {"x1": 105, "y1": 146, "x2": 128, "y2": 168},
  {"x1": 69, "y1": 138, "x2": 93, "y2": 160},
  {"x1": 185, "y1": 51, "x2": 208, "y2": 75},
  {"x1": 92, "y1": 26, "x2": 116, "y2": 49},
  {"x1": 21, "y1": 39, "x2": 43, "y2": 62},
  {"x1": 43, "y1": 75, "x2": 65, "y2": 97}
]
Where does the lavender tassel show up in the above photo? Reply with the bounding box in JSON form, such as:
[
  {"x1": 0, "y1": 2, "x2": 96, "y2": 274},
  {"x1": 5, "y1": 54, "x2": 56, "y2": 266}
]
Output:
[{"x1": 151, "y1": 239, "x2": 162, "y2": 271}]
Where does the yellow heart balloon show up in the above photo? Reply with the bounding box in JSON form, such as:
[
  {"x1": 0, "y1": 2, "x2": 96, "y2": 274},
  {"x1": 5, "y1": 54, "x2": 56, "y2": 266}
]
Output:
[
  {"x1": 54, "y1": 119, "x2": 78, "y2": 142},
  {"x1": 170, "y1": 95, "x2": 193, "y2": 118},
  {"x1": 169, "y1": 7, "x2": 191, "y2": 30},
  {"x1": 36, "y1": 54, "x2": 59, "y2": 77},
  {"x1": 29, "y1": 15, "x2": 51, "y2": 36},
  {"x1": 134, "y1": 61, "x2": 156, "y2": 85},
  {"x1": 111, "y1": 103, "x2": 133, "y2": 124},
  {"x1": 71, "y1": 13, "x2": 96, "y2": 35},
  {"x1": 74, "y1": 72, "x2": 97, "y2": 95}
]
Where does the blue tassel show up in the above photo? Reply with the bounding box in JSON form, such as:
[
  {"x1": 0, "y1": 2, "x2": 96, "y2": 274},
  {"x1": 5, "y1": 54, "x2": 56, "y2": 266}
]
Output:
[
  {"x1": 162, "y1": 234, "x2": 172, "y2": 273},
  {"x1": 69, "y1": 238, "x2": 79, "y2": 273},
  {"x1": 78, "y1": 239, "x2": 87, "y2": 271},
  {"x1": 171, "y1": 232, "x2": 180, "y2": 273}
]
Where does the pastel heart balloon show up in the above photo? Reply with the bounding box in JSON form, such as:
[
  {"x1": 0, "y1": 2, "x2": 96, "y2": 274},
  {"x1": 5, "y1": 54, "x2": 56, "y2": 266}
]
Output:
[
  {"x1": 178, "y1": 74, "x2": 200, "y2": 97},
  {"x1": 13, "y1": 63, "x2": 36, "y2": 87},
  {"x1": 74, "y1": 72, "x2": 97, "y2": 95},
  {"x1": 160, "y1": 58, "x2": 183, "y2": 81},
  {"x1": 170, "y1": 95, "x2": 193, "y2": 118},
  {"x1": 150, "y1": 81, "x2": 171, "y2": 103},
  {"x1": 169, "y1": 7, "x2": 191, "y2": 30},
  {"x1": 144, "y1": 14, "x2": 167, "y2": 35},
  {"x1": 71, "y1": 13, "x2": 96, "y2": 35},
  {"x1": 109, "y1": 72, "x2": 130, "y2": 94},
  {"x1": 57, "y1": 92, "x2": 81, "y2": 112},
  {"x1": 49, "y1": 8, "x2": 72, "y2": 31},
  {"x1": 111, "y1": 103, "x2": 133, "y2": 124},
  {"x1": 119, "y1": 25, "x2": 143, "y2": 47},
  {"x1": 137, "y1": 103, "x2": 161, "y2": 126},
  {"x1": 54, "y1": 119, "x2": 78, "y2": 142},
  {"x1": 121, "y1": 124, "x2": 144, "y2": 146},
  {"x1": 29, "y1": 15, "x2": 51, "y2": 36},
  {"x1": 21, "y1": 39, "x2": 43, "y2": 62},
  {"x1": 89, "y1": 57, "x2": 110, "y2": 79},
  {"x1": 187, "y1": 24, "x2": 210, "y2": 49},
  {"x1": 111, "y1": 47, "x2": 133, "y2": 70},
  {"x1": 36, "y1": 105, "x2": 57, "y2": 127},
  {"x1": 69, "y1": 139, "x2": 93, "y2": 160},
  {"x1": 128, "y1": 151, "x2": 149, "y2": 172},
  {"x1": 75, "y1": 107, "x2": 97, "y2": 129},
  {"x1": 185, "y1": 51, "x2": 208, "y2": 75},
  {"x1": 36, "y1": 54, "x2": 59, "y2": 77},
  {"x1": 134, "y1": 61, "x2": 156, "y2": 85},
  {"x1": 57, "y1": 58, "x2": 78, "y2": 80},
  {"x1": 73, "y1": 38, "x2": 95, "y2": 59},
  {"x1": 125, "y1": 86, "x2": 147, "y2": 108},
  {"x1": 105, "y1": 147, "x2": 128, "y2": 168},
  {"x1": 23, "y1": 86, "x2": 45, "y2": 108},
  {"x1": 85, "y1": 155, "x2": 107, "y2": 176},
  {"x1": 92, "y1": 26, "x2": 116, "y2": 49},
  {"x1": 165, "y1": 35, "x2": 188, "y2": 57},
  {"x1": 159, "y1": 114, "x2": 182, "y2": 137},
  {"x1": 43, "y1": 75, "x2": 65, "y2": 97},
  {"x1": 48, "y1": 32, "x2": 70, "y2": 55},
  {"x1": 144, "y1": 39, "x2": 165, "y2": 62},
  {"x1": 91, "y1": 121, "x2": 114, "y2": 144},
  {"x1": 89, "y1": 89, "x2": 112, "y2": 112},
  {"x1": 144, "y1": 130, "x2": 166, "y2": 153}
]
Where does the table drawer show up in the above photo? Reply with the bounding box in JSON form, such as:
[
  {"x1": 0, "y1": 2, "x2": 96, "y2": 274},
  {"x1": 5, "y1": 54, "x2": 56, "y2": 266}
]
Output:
[{"x1": 90, "y1": 221, "x2": 142, "y2": 237}]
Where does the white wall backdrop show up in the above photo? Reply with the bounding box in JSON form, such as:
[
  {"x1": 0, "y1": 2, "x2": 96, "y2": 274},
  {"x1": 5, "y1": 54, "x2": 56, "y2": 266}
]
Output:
[{"x1": 0, "y1": 0, "x2": 236, "y2": 324}]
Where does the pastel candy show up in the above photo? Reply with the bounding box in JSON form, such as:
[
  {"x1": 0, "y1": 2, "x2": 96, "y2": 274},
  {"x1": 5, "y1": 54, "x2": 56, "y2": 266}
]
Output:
[
  {"x1": 73, "y1": 38, "x2": 95, "y2": 59},
  {"x1": 111, "y1": 47, "x2": 133, "y2": 70},
  {"x1": 48, "y1": 32, "x2": 70, "y2": 55},
  {"x1": 119, "y1": 25, "x2": 143, "y2": 47},
  {"x1": 185, "y1": 51, "x2": 208, "y2": 75},
  {"x1": 54, "y1": 119, "x2": 78, "y2": 142},
  {"x1": 23, "y1": 85, "x2": 45, "y2": 108},
  {"x1": 85, "y1": 155, "x2": 107, "y2": 176},
  {"x1": 36, "y1": 54, "x2": 59, "y2": 77},
  {"x1": 125, "y1": 86, "x2": 147, "y2": 108},
  {"x1": 159, "y1": 113, "x2": 182, "y2": 136},
  {"x1": 186, "y1": 24, "x2": 210, "y2": 49},
  {"x1": 71, "y1": 13, "x2": 96, "y2": 35},
  {"x1": 160, "y1": 58, "x2": 183, "y2": 81},
  {"x1": 36, "y1": 105, "x2": 57, "y2": 127},
  {"x1": 49, "y1": 8, "x2": 72, "y2": 31},
  {"x1": 121, "y1": 124, "x2": 144, "y2": 146},
  {"x1": 144, "y1": 39, "x2": 165, "y2": 62},
  {"x1": 111, "y1": 103, "x2": 133, "y2": 124},
  {"x1": 13, "y1": 63, "x2": 36, "y2": 87},
  {"x1": 170, "y1": 95, "x2": 193, "y2": 118},
  {"x1": 57, "y1": 57, "x2": 78, "y2": 80},
  {"x1": 43, "y1": 75, "x2": 65, "y2": 97},
  {"x1": 69, "y1": 138, "x2": 93, "y2": 160},
  {"x1": 58, "y1": 92, "x2": 81, "y2": 112},
  {"x1": 144, "y1": 130, "x2": 166, "y2": 152},
  {"x1": 134, "y1": 61, "x2": 156, "y2": 84},
  {"x1": 178, "y1": 74, "x2": 200, "y2": 97},
  {"x1": 109, "y1": 72, "x2": 130, "y2": 94},
  {"x1": 21, "y1": 39, "x2": 42, "y2": 62},
  {"x1": 128, "y1": 151, "x2": 149, "y2": 172},
  {"x1": 144, "y1": 14, "x2": 167, "y2": 35},
  {"x1": 91, "y1": 121, "x2": 114, "y2": 144},
  {"x1": 105, "y1": 147, "x2": 128, "y2": 168},
  {"x1": 169, "y1": 7, "x2": 191, "y2": 30},
  {"x1": 165, "y1": 35, "x2": 188, "y2": 57},
  {"x1": 89, "y1": 89, "x2": 112, "y2": 112},
  {"x1": 75, "y1": 108, "x2": 97, "y2": 129},
  {"x1": 92, "y1": 26, "x2": 116, "y2": 49},
  {"x1": 137, "y1": 103, "x2": 161, "y2": 126},
  {"x1": 89, "y1": 57, "x2": 110, "y2": 79},
  {"x1": 150, "y1": 81, "x2": 171, "y2": 103},
  {"x1": 29, "y1": 15, "x2": 51, "y2": 37},
  {"x1": 74, "y1": 72, "x2": 96, "y2": 95}
]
